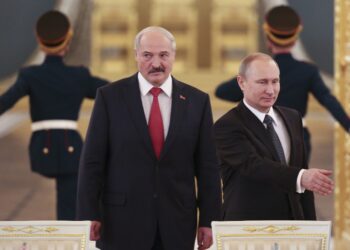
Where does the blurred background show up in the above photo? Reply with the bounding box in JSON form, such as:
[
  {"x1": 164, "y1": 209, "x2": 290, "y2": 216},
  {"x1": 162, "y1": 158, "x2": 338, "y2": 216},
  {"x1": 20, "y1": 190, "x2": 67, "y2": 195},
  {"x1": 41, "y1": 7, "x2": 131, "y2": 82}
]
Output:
[{"x1": 1, "y1": 0, "x2": 349, "y2": 247}]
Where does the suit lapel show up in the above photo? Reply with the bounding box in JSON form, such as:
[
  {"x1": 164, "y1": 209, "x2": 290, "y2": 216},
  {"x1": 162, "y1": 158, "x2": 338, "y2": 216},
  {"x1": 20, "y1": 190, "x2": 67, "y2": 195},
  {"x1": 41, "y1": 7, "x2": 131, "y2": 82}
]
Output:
[
  {"x1": 123, "y1": 74, "x2": 155, "y2": 158},
  {"x1": 237, "y1": 102, "x2": 280, "y2": 162},
  {"x1": 159, "y1": 78, "x2": 186, "y2": 159}
]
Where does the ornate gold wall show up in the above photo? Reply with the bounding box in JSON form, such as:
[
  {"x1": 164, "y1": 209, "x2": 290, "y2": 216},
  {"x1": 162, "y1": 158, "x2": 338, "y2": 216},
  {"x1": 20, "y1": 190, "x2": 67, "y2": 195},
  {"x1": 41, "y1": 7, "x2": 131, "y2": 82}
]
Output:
[
  {"x1": 90, "y1": 0, "x2": 258, "y2": 79},
  {"x1": 334, "y1": 0, "x2": 350, "y2": 248}
]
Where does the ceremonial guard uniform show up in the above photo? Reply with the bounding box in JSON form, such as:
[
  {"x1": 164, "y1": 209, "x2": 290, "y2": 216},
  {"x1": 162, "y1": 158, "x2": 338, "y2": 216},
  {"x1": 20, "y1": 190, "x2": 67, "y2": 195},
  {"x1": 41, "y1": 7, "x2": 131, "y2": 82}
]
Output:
[
  {"x1": 0, "y1": 11, "x2": 108, "y2": 219},
  {"x1": 215, "y1": 6, "x2": 350, "y2": 161}
]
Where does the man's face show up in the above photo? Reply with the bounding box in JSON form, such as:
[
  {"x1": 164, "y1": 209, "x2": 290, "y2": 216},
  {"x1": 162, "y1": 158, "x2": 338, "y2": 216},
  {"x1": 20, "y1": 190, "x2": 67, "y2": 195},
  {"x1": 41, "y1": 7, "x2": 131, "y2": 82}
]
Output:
[
  {"x1": 237, "y1": 58, "x2": 280, "y2": 113},
  {"x1": 135, "y1": 31, "x2": 175, "y2": 86}
]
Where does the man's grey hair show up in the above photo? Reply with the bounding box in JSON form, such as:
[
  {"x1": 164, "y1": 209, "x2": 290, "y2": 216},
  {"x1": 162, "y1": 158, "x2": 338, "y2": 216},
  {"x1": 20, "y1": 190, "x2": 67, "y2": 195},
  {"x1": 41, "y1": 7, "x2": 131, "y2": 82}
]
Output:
[
  {"x1": 238, "y1": 52, "x2": 277, "y2": 77},
  {"x1": 134, "y1": 26, "x2": 176, "y2": 51}
]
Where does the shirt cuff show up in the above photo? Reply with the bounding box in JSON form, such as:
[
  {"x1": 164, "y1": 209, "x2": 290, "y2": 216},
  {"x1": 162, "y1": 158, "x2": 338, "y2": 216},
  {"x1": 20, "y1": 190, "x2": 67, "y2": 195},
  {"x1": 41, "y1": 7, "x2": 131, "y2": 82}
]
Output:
[{"x1": 296, "y1": 169, "x2": 306, "y2": 193}]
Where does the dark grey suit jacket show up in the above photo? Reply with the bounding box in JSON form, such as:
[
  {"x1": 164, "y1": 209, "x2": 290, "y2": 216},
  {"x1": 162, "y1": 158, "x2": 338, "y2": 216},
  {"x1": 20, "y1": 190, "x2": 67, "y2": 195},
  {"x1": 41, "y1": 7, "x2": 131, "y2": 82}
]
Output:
[
  {"x1": 214, "y1": 102, "x2": 316, "y2": 221},
  {"x1": 77, "y1": 73, "x2": 221, "y2": 250}
]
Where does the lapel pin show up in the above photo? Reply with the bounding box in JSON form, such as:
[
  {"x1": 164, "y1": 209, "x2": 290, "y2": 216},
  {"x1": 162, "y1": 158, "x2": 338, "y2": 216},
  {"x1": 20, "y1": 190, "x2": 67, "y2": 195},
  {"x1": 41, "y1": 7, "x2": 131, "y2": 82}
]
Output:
[{"x1": 179, "y1": 95, "x2": 186, "y2": 100}]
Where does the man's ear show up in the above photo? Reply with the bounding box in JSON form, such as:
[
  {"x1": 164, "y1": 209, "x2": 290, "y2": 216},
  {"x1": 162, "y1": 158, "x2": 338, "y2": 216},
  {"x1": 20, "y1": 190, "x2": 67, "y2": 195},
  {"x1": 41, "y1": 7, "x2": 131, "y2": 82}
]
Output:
[{"x1": 237, "y1": 75, "x2": 245, "y2": 92}]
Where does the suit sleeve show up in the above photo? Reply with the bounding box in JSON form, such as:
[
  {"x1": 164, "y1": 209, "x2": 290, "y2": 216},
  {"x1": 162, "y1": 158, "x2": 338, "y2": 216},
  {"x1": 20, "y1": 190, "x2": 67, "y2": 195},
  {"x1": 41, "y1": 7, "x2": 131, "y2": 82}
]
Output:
[
  {"x1": 0, "y1": 70, "x2": 29, "y2": 115},
  {"x1": 215, "y1": 77, "x2": 243, "y2": 102},
  {"x1": 310, "y1": 68, "x2": 350, "y2": 132},
  {"x1": 214, "y1": 116, "x2": 300, "y2": 193},
  {"x1": 194, "y1": 95, "x2": 222, "y2": 227},
  {"x1": 77, "y1": 88, "x2": 109, "y2": 220}
]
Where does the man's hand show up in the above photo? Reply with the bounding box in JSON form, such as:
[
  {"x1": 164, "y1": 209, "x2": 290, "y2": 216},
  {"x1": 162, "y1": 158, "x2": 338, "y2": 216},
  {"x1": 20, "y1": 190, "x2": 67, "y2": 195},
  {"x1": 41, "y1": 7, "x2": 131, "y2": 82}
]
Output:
[
  {"x1": 301, "y1": 168, "x2": 333, "y2": 195},
  {"x1": 197, "y1": 227, "x2": 213, "y2": 250},
  {"x1": 90, "y1": 221, "x2": 102, "y2": 241}
]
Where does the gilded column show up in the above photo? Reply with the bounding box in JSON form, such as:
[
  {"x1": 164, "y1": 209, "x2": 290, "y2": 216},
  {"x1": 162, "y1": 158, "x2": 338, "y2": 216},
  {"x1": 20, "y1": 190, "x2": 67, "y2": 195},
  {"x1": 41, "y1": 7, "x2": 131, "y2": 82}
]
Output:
[{"x1": 334, "y1": 0, "x2": 350, "y2": 248}]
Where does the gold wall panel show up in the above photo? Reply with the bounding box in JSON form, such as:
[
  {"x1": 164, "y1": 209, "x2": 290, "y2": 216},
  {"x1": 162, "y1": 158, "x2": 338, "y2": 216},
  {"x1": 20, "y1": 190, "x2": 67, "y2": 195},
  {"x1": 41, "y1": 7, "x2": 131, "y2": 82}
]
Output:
[
  {"x1": 91, "y1": 0, "x2": 138, "y2": 78},
  {"x1": 211, "y1": 0, "x2": 258, "y2": 73},
  {"x1": 91, "y1": 0, "x2": 259, "y2": 77}
]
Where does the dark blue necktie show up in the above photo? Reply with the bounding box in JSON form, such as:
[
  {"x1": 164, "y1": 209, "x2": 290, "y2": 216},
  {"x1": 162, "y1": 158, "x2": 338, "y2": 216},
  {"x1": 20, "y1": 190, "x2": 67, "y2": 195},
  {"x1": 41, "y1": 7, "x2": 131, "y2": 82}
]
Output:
[{"x1": 263, "y1": 115, "x2": 287, "y2": 164}]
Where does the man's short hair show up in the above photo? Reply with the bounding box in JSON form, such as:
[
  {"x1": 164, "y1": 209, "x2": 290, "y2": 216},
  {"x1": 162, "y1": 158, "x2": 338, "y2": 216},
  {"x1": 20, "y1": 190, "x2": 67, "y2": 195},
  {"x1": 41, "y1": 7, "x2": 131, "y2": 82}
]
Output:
[
  {"x1": 238, "y1": 52, "x2": 276, "y2": 77},
  {"x1": 134, "y1": 26, "x2": 176, "y2": 51}
]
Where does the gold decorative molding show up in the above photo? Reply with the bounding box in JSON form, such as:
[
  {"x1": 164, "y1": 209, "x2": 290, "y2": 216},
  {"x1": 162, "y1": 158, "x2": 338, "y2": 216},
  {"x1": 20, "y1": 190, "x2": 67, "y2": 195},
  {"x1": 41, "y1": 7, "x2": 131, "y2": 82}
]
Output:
[
  {"x1": 1, "y1": 225, "x2": 59, "y2": 234},
  {"x1": 0, "y1": 234, "x2": 86, "y2": 250},
  {"x1": 243, "y1": 225, "x2": 300, "y2": 233},
  {"x1": 216, "y1": 233, "x2": 328, "y2": 250},
  {"x1": 0, "y1": 222, "x2": 91, "y2": 250}
]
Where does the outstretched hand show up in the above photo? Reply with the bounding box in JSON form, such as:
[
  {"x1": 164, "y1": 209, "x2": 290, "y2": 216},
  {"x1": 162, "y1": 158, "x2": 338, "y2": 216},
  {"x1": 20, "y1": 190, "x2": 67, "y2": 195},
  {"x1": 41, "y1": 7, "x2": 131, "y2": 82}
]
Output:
[{"x1": 301, "y1": 168, "x2": 333, "y2": 195}]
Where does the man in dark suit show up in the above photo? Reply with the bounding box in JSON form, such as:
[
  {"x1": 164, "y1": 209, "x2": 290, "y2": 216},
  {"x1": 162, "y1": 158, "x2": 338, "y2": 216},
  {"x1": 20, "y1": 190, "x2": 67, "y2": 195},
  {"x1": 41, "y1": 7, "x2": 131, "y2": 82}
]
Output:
[
  {"x1": 0, "y1": 11, "x2": 108, "y2": 220},
  {"x1": 77, "y1": 26, "x2": 221, "y2": 250},
  {"x1": 215, "y1": 5, "x2": 350, "y2": 162},
  {"x1": 214, "y1": 53, "x2": 333, "y2": 221}
]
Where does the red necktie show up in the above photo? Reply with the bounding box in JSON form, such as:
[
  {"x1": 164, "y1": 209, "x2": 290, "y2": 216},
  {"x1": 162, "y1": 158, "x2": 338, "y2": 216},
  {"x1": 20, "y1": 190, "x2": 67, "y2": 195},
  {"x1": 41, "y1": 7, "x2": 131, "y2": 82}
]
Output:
[{"x1": 149, "y1": 87, "x2": 164, "y2": 159}]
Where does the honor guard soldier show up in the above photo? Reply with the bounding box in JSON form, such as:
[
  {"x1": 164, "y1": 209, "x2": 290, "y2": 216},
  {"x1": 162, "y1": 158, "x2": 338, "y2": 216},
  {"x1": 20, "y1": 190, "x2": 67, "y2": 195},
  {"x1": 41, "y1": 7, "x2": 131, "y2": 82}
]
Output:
[
  {"x1": 0, "y1": 10, "x2": 108, "y2": 220},
  {"x1": 215, "y1": 5, "x2": 350, "y2": 162}
]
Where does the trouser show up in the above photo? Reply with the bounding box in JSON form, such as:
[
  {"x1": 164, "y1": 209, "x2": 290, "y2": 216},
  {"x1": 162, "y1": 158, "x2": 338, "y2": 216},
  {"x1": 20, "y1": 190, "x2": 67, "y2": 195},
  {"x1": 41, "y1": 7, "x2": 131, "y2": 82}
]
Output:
[{"x1": 56, "y1": 174, "x2": 78, "y2": 220}]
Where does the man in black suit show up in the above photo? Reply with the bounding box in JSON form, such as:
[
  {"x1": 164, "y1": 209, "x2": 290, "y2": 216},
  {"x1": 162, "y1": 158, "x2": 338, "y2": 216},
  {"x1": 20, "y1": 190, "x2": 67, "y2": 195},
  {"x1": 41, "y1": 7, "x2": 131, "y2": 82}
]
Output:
[
  {"x1": 215, "y1": 6, "x2": 350, "y2": 162},
  {"x1": 77, "y1": 26, "x2": 221, "y2": 250},
  {"x1": 214, "y1": 53, "x2": 333, "y2": 221},
  {"x1": 0, "y1": 11, "x2": 108, "y2": 220}
]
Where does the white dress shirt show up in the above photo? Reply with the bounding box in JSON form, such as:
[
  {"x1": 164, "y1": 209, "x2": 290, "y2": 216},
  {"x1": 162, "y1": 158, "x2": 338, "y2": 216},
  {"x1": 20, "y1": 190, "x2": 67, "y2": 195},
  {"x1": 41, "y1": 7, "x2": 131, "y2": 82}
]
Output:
[
  {"x1": 243, "y1": 100, "x2": 305, "y2": 193},
  {"x1": 138, "y1": 72, "x2": 172, "y2": 138}
]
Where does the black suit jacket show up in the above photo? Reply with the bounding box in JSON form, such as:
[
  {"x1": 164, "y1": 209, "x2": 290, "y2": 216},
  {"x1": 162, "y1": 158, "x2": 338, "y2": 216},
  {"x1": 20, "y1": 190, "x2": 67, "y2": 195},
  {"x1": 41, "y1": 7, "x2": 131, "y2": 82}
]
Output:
[
  {"x1": 77, "y1": 74, "x2": 221, "y2": 250},
  {"x1": 214, "y1": 102, "x2": 316, "y2": 221}
]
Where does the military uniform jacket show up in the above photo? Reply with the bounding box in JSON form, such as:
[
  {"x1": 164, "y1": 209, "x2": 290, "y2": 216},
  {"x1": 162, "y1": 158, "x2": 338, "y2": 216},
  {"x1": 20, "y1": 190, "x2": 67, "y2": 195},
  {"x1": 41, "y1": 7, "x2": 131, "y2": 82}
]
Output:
[{"x1": 0, "y1": 55, "x2": 108, "y2": 177}]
